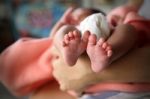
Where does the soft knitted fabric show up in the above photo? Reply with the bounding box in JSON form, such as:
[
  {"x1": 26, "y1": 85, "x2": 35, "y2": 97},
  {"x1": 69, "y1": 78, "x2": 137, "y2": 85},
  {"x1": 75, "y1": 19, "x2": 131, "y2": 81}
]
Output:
[{"x1": 78, "y1": 13, "x2": 110, "y2": 39}]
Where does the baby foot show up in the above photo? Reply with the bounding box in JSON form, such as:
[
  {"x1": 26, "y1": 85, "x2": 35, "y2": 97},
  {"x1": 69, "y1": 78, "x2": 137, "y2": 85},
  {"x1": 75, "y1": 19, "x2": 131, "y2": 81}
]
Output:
[
  {"x1": 62, "y1": 30, "x2": 90, "y2": 66},
  {"x1": 87, "y1": 34, "x2": 113, "y2": 73}
]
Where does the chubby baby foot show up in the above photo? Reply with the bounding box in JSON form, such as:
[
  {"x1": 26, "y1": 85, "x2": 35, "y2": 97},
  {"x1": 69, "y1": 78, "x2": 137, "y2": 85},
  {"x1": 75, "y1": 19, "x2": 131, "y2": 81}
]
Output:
[
  {"x1": 87, "y1": 34, "x2": 113, "y2": 73},
  {"x1": 62, "y1": 30, "x2": 90, "y2": 66}
]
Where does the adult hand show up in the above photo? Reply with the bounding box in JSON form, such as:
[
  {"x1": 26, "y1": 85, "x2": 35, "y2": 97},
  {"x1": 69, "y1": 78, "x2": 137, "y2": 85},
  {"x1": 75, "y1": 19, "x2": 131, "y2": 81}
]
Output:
[
  {"x1": 59, "y1": 7, "x2": 75, "y2": 24},
  {"x1": 106, "y1": 5, "x2": 138, "y2": 27},
  {"x1": 50, "y1": 7, "x2": 75, "y2": 37}
]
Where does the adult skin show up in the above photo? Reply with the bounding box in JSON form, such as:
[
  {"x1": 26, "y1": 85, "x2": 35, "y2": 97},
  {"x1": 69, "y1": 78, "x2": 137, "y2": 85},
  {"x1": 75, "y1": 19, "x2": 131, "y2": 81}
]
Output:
[{"x1": 30, "y1": 43, "x2": 150, "y2": 99}]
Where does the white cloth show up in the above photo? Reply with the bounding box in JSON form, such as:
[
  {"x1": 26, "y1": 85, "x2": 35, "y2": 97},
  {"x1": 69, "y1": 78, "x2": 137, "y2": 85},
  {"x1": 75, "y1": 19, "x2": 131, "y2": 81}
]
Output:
[{"x1": 78, "y1": 13, "x2": 111, "y2": 39}]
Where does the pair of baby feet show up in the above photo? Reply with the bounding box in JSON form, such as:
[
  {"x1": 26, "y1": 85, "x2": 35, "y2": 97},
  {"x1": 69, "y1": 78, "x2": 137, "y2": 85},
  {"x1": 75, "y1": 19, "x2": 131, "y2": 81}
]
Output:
[{"x1": 62, "y1": 30, "x2": 113, "y2": 73}]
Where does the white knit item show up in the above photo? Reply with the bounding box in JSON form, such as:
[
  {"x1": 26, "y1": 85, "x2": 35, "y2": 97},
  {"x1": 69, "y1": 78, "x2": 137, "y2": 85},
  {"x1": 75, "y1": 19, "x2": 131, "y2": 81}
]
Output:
[{"x1": 78, "y1": 13, "x2": 110, "y2": 39}]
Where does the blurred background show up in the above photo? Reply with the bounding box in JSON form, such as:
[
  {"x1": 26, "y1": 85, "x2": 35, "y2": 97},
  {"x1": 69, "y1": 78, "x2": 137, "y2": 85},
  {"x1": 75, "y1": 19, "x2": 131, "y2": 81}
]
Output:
[
  {"x1": 0, "y1": 0, "x2": 126, "y2": 52},
  {"x1": 0, "y1": 0, "x2": 126, "y2": 99}
]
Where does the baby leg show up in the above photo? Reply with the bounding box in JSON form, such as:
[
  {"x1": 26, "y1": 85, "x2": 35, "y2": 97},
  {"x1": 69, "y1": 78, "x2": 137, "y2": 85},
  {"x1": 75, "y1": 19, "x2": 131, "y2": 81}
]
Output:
[
  {"x1": 87, "y1": 24, "x2": 137, "y2": 73},
  {"x1": 87, "y1": 34, "x2": 112, "y2": 73},
  {"x1": 62, "y1": 30, "x2": 90, "y2": 66}
]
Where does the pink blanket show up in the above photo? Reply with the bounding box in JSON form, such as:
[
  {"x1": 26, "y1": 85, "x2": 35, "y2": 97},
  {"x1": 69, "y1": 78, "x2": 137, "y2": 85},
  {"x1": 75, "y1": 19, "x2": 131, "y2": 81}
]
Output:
[{"x1": 0, "y1": 38, "x2": 54, "y2": 96}]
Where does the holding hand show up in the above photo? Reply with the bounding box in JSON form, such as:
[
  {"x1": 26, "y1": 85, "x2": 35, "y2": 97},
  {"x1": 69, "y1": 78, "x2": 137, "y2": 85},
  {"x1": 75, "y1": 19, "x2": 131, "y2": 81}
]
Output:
[{"x1": 59, "y1": 7, "x2": 75, "y2": 24}]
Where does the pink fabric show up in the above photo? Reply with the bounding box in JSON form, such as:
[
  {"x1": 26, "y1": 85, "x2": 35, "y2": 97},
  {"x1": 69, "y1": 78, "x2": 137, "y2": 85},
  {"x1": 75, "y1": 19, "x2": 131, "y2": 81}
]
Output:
[
  {"x1": 124, "y1": 11, "x2": 150, "y2": 46},
  {"x1": 85, "y1": 83, "x2": 150, "y2": 94},
  {"x1": 0, "y1": 38, "x2": 54, "y2": 96}
]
